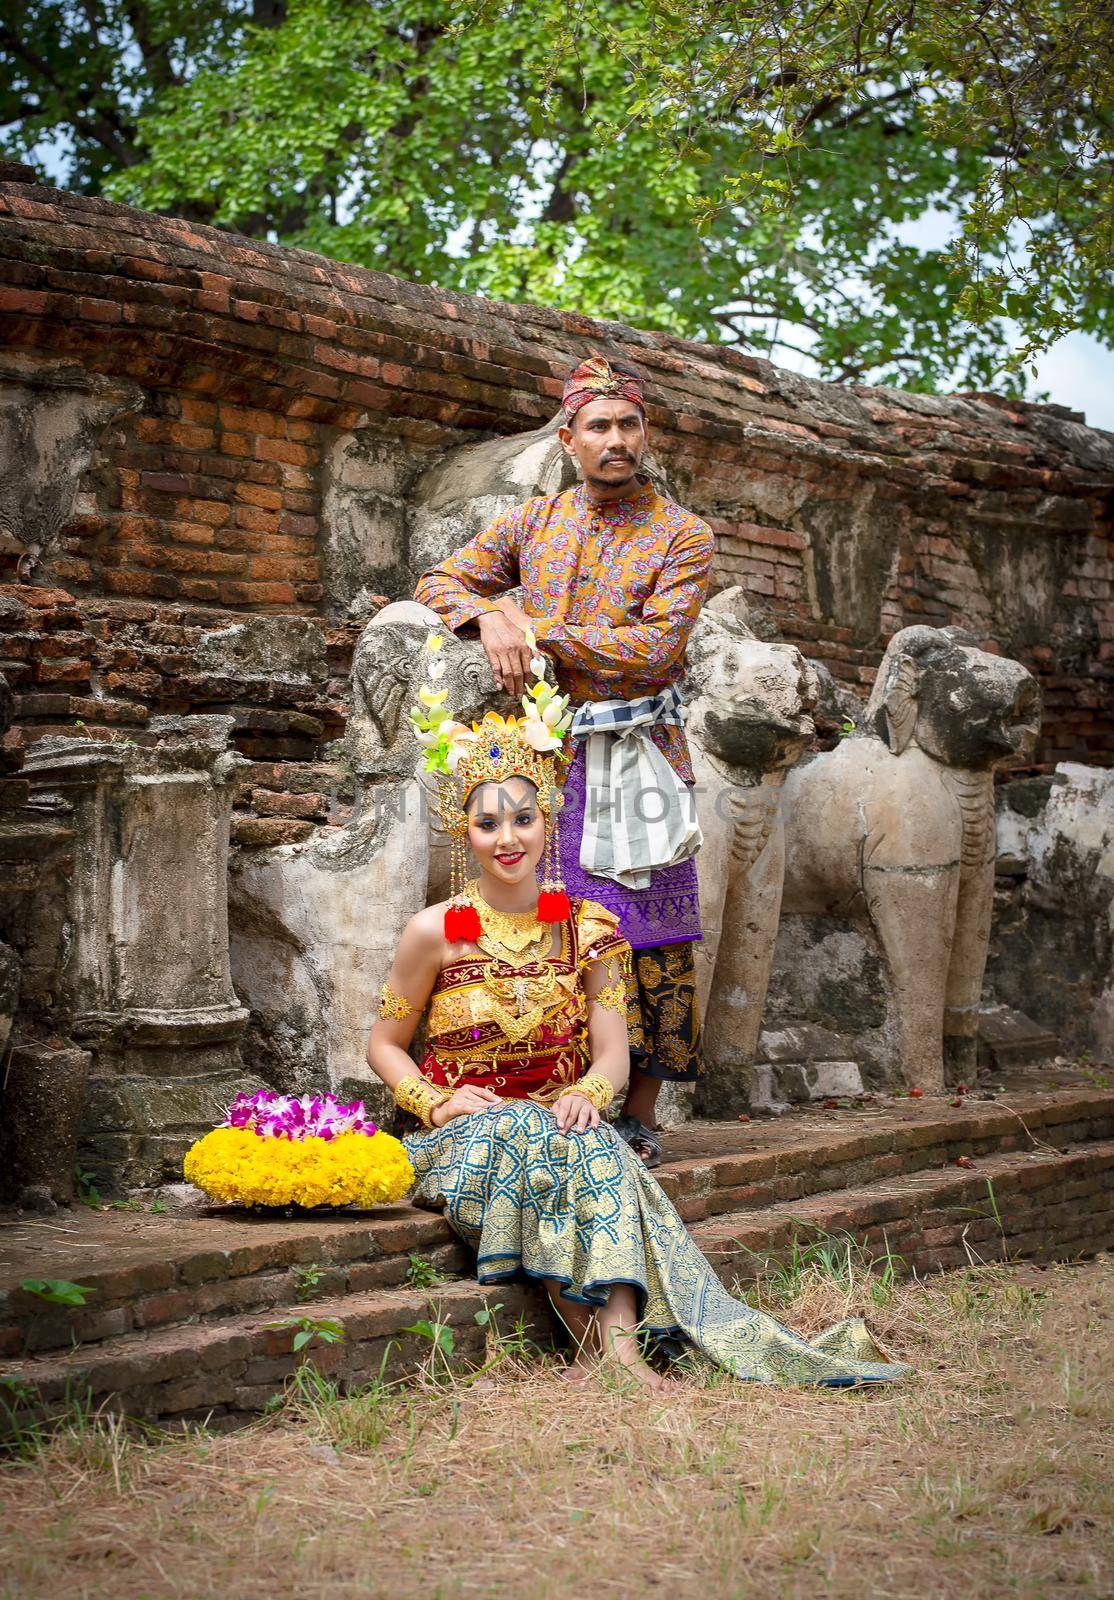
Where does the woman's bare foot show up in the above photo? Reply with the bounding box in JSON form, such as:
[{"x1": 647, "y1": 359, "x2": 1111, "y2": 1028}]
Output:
[
  {"x1": 597, "y1": 1324, "x2": 677, "y2": 1393},
  {"x1": 561, "y1": 1349, "x2": 597, "y2": 1382},
  {"x1": 544, "y1": 1278, "x2": 597, "y2": 1381},
  {"x1": 595, "y1": 1283, "x2": 678, "y2": 1394}
]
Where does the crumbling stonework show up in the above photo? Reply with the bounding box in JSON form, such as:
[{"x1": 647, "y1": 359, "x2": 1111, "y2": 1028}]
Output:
[
  {"x1": 15, "y1": 717, "x2": 260, "y2": 1185},
  {"x1": 991, "y1": 765, "x2": 1114, "y2": 1060}
]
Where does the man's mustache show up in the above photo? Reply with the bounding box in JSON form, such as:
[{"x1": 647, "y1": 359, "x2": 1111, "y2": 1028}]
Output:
[{"x1": 600, "y1": 453, "x2": 634, "y2": 464}]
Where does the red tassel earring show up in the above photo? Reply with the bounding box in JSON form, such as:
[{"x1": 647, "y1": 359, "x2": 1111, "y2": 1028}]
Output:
[
  {"x1": 536, "y1": 784, "x2": 571, "y2": 923},
  {"x1": 451, "y1": 900, "x2": 482, "y2": 943},
  {"x1": 444, "y1": 827, "x2": 482, "y2": 943}
]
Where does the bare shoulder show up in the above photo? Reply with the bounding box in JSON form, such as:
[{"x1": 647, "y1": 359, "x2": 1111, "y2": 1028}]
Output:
[{"x1": 402, "y1": 904, "x2": 447, "y2": 951}]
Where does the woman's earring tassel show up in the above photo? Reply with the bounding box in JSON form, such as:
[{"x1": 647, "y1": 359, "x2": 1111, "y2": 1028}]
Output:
[
  {"x1": 444, "y1": 832, "x2": 482, "y2": 943},
  {"x1": 537, "y1": 797, "x2": 570, "y2": 922}
]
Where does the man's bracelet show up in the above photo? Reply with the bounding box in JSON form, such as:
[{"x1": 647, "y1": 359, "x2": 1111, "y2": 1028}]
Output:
[
  {"x1": 394, "y1": 1074, "x2": 453, "y2": 1129},
  {"x1": 556, "y1": 1072, "x2": 615, "y2": 1114}
]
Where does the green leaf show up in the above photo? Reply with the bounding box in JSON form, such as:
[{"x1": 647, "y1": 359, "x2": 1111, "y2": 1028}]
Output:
[{"x1": 19, "y1": 1278, "x2": 92, "y2": 1308}]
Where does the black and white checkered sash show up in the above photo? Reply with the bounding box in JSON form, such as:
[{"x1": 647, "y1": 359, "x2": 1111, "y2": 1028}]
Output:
[{"x1": 569, "y1": 683, "x2": 703, "y2": 890}]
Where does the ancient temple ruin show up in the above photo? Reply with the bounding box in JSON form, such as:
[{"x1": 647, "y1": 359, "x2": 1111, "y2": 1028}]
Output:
[{"x1": 0, "y1": 160, "x2": 1111, "y2": 1202}]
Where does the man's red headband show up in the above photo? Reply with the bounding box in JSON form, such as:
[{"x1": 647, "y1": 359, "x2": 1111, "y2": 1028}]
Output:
[{"x1": 561, "y1": 355, "x2": 645, "y2": 418}]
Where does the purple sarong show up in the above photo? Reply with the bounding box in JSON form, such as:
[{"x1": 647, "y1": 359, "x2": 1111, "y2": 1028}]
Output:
[{"x1": 556, "y1": 743, "x2": 702, "y2": 951}]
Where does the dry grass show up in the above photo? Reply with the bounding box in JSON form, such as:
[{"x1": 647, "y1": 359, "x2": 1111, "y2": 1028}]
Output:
[{"x1": 2, "y1": 1256, "x2": 1111, "y2": 1600}]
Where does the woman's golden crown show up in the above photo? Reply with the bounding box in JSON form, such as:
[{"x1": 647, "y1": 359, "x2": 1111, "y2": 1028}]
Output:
[{"x1": 447, "y1": 711, "x2": 566, "y2": 806}]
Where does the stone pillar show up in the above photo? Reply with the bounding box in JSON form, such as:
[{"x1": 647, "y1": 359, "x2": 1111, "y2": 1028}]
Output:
[
  {"x1": 0, "y1": 1043, "x2": 91, "y2": 1208},
  {"x1": 21, "y1": 716, "x2": 257, "y2": 1185}
]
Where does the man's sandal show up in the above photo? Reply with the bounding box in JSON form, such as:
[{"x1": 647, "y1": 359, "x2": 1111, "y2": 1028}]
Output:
[{"x1": 613, "y1": 1113, "x2": 663, "y2": 1169}]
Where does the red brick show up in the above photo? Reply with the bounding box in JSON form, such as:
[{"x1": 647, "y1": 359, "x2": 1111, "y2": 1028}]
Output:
[
  {"x1": 190, "y1": 499, "x2": 233, "y2": 527},
  {"x1": 232, "y1": 816, "x2": 315, "y2": 847},
  {"x1": 250, "y1": 788, "x2": 327, "y2": 820},
  {"x1": 249, "y1": 555, "x2": 320, "y2": 582},
  {"x1": 0, "y1": 288, "x2": 48, "y2": 314},
  {"x1": 234, "y1": 482, "x2": 283, "y2": 511},
  {"x1": 178, "y1": 578, "x2": 221, "y2": 602},
  {"x1": 78, "y1": 296, "x2": 123, "y2": 324},
  {"x1": 234, "y1": 505, "x2": 279, "y2": 534},
  {"x1": 256, "y1": 438, "x2": 312, "y2": 467},
  {"x1": 218, "y1": 580, "x2": 297, "y2": 606}
]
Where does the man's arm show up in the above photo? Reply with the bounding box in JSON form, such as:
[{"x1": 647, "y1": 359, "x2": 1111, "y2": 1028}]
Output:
[
  {"x1": 413, "y1": 506, "x2": 522, "y2": 632},
  {"x1": 414, "y1": 505, "x2": 534, "y2": 694},
  {"x1": 530, "y1": 521, "x2": 716, "y2": 675}
]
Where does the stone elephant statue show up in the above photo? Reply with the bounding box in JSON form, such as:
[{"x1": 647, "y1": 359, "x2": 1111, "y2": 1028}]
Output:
[
  {"x1": 681, "y1": 603, "x2": 821, "y2": 1116},
  {"x1": 775, "y1": 625, "x2": 1041, "y2": 1091}
]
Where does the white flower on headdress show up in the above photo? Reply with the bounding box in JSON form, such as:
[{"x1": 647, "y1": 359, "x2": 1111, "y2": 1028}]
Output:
[
  {"x1": 530, "y1": 654, "x2": 547, "y2": 679},
  {"x1": 522, "y1": 714, "x2": 562, "y2": 753},
  {"x1": 442, "y1": 724, "x2": 476, "y2": 773},
  {"x1": 427, "y1": 658, "x2": 446, "y2": 682},
  {"x1": 540, "y1": 696, "x2": 567, "y2": 729},
  {"x1": 523, "y1": 624, "x2": 537, "y2": 652}
]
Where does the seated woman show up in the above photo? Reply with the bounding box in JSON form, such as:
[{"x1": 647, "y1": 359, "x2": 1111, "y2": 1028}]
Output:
[{"x1": 365, "y1": 635, "x2": 910, "y2": 1392}]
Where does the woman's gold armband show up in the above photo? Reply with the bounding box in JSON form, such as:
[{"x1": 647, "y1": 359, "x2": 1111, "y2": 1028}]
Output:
[
  {"x1": 592, "y1": 979, "x2": 628, "y2": 1014},
  {"x1": 557, "y1": 1072, "x2": 615, "y2": 1114},
  {"x1": 378, "y1": 981, "x2": 413, "y2": 1022},
  {"x1": 394, "y1": 1073, "x2": 452, "y2": 1129}
]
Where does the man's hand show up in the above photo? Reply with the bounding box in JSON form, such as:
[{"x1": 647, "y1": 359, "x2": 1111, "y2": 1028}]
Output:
[
  {"x1": 478, "y1": 599, "x2": 534, "y2": 697},
  {"x1": 553, "y1": 1092, "x2": 601, "y2": 1135},
  {"x1": 430, "y1": 1084, "x2": 501, "y2": 1128}
]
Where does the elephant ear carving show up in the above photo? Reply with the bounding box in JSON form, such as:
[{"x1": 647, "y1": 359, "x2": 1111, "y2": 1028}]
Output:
[{"x1": 881, "y1": 656, "x2": 920, "y2": 754}]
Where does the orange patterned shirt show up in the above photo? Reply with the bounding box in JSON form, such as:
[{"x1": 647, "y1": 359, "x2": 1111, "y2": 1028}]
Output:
[{"x1": 413, "y1": 479, "x2": 716, "y2": 782}]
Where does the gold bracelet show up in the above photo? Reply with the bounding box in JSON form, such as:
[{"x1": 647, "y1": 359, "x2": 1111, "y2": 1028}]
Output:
[
  {"x1": 378, "y1": 980, "x2": 413, "y2": 1021},
  {"x1": 394, "y1": 1074, "x2": 452, "y2": 1129},
  {"x1": 557, "y1": 1071, "x2": 615, "y2": 1114}
]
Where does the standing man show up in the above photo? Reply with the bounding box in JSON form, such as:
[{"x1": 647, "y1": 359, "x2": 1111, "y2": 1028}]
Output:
[{"x1": 414, "y1": 355, "x2": 716, "y2": 1166}]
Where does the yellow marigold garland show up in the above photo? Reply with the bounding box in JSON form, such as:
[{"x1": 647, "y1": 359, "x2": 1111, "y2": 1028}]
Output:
[{"x1": 183, "y1": 1126, "x2": 415, "y2": 1209}]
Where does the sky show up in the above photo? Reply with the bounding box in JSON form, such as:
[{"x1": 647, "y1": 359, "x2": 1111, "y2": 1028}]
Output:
[
  {"x1": 1013, "y1": 331, "x2": 1113, "y2": 432},
  {"x1": 766, "y1": 208, "x2": 1114, "y2": 432}
]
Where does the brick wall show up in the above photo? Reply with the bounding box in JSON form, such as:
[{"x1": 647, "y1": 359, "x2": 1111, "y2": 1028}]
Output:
[{"x1": 1, "y1": 167, "x2": 1112, "y2": 820}]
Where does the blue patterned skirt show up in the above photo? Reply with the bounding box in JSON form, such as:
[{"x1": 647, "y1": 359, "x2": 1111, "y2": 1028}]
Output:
[{"x1": 404, "y1": 1102, "x2": 911, "y2": 1386}]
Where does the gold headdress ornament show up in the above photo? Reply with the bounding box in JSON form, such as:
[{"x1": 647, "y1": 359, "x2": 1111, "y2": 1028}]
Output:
[{"x1": 408, "y1": 629, "x2": 576, "y2": 941}]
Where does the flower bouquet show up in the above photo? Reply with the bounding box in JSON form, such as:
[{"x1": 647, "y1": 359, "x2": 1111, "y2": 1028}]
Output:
[{"x1": 183, "y1": 1090, "x2": 415, "y2": 1209}]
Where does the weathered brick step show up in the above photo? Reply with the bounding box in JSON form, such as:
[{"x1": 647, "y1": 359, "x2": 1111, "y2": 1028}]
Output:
[
  {"x1": 0, "y1": 1207, "x2": 472, "y2": 1358},
  {"x1": 5, "y1": 1140, "x2": 1112, "y2": 1428},
  {"x1": 691, "y1": 1138, "x2": 1114, "y2": 1283},
  {"x1": 3, "y1": 1087, "x2": 1111, "y2": 1357},
  {"x1": 659, "y1": 1089, "x2": 1114, "y2": 1224},
  {"x1": 1, "y1": 1280, "x2": 549, "y2": 1426}
]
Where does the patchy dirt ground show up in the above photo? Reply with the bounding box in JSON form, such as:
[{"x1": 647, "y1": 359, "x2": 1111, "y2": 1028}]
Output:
[{"x1": 2, "y1": 1257, "x2": 1111, "y2": 1600}]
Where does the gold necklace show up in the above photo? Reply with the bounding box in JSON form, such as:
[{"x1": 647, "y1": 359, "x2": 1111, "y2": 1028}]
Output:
[{"x1": 466, "y1": 878, "x2": 553, "y2": 964}]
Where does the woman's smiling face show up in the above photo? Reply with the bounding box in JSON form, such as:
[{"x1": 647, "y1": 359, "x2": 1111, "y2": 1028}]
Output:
[{"x1": 466, "y1": 776, "x2": 546, "y2": 887}]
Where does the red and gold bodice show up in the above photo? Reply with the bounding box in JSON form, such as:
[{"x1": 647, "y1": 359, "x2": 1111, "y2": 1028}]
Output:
[{"x1": 417, "y1": 896, "x2": 631, "y2": 1104}]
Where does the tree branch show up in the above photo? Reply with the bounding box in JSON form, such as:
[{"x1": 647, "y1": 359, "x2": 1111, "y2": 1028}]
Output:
[
  {"x1": 122, "y1": 2, "x2": 182, "y2": 92},
  {"x1": 0, "y1": 21, "x2": 140, "y2": 165}
]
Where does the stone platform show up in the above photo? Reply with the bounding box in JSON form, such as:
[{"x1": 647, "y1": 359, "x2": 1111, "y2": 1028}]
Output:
[{"x1": 2, "y1": 1076, "x2": 1112, "y2": 1427}]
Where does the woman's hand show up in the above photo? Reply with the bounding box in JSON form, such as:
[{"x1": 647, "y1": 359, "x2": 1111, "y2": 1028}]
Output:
[
  {"x1": 430, "y1": 1084, "x2": 502, "y2": 1128},
  {"x1": 553, "y1": 1092, "x2": 600, "y2": 1136}
]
